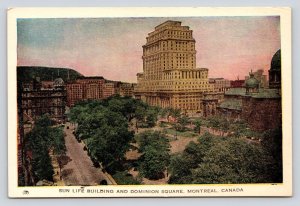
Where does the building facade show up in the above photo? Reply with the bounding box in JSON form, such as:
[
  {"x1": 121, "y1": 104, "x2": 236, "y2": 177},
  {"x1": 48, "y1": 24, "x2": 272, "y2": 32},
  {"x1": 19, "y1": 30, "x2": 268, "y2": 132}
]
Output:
[
  {"x1": 119, "y1": 83, "x2": 135, "y2": 97},
  {"x1": 209, "y1": 78, "x2": 231, "y2": 92},
  {"x1": 230, "y1": 79, "x2": 245, "y2": 88},
  {"x1": 20, "y1": 78, "x2": 66, "y2": 123},
  {"x1": 269, "y1": 49, "x2": 281, "y2": 89},
  {"x1": 200, "y1": 92, "x2": 224, "y2": 117},
  {"x1": 217, "y1": 67, "x2": 281, "y2": 131},
  {"x1": 135, "y1": 20, "x2": 213, "y2": 113},
  {"x1": 103, "y1": 82, "x2": 116, "y2": 98},
  {"x1": 66, "y1": 76, "x2": 104, "y2": 106}
]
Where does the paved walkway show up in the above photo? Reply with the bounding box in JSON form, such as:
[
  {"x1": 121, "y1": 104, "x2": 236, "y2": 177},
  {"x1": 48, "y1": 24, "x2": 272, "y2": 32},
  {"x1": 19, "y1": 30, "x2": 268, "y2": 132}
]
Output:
[{"x1": 61, "y1": 122, "x2": 113, "y2": 186}]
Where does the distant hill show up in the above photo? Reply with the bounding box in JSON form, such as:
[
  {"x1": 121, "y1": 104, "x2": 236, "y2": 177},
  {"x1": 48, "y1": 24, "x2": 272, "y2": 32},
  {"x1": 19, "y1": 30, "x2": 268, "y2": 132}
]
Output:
[{"x1": 17, "y1": 66, "x2": 83, "y2": 82}]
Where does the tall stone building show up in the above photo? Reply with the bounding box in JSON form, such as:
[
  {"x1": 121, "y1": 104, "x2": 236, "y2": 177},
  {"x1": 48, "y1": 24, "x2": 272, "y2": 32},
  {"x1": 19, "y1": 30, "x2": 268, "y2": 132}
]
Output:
[
  {"x1": 20, "y1": 77, "x2": 66, "y2": 123},
  {"x1": 135, "y1": 20, "x2": 213, "y2": 113}
]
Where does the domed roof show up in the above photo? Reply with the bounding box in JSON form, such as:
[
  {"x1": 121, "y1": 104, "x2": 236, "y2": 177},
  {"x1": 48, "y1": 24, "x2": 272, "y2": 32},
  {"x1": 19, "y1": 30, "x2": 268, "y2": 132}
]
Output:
[
  {"x1": 270, "y1": 49, "x2": 281, "y2": 71},
  {"x1": 245, "y1": 71, "x2": 259, "y2": 88},
  {"x1": 54, "y1": 78, "x2": 64, "y2": 86}
]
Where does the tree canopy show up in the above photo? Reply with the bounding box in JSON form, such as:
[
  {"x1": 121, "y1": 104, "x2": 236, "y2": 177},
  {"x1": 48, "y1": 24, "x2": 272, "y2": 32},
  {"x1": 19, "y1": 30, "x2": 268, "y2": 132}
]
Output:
[
  {"x1": 68, "y1": 96, "x2": 158, "y2": 171},
  {"x1": 169, "y1": 131, "x2": 282, "y2": 184},
  {"x1": 136, "y1": 131, "x2": 170, "y2": 180},
  {"x1": 25, "y1": 115, "x2": 66, "y2": 184}
]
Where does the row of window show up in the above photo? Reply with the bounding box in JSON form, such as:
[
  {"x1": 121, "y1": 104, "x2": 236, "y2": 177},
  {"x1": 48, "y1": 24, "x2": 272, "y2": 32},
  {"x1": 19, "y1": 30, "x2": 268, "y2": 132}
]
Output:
[{"x1": 147, "y1": 30, "x2": 192, "y2": 43}]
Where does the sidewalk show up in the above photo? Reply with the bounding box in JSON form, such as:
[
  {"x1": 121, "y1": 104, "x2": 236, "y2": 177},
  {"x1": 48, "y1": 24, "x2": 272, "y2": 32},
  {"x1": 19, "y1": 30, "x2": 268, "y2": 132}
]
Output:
[{"x1": 50, "y1": 150, "x2": 65, "y2": 186}]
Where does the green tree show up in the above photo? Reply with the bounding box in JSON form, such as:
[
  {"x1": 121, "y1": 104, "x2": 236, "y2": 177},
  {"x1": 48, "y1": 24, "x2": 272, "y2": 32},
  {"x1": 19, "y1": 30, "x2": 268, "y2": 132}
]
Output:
[
  {"x1": 139, "y1": 144, "x2": 170, "y2": 179},
  {"x1": 50, "y1": 127, "x2": 67, "y2": 180},
  {"x1": 31, "y1": 147, "x2": 54, "y2": 182},
  {"x1": 175, "y1": 115, "x2": 189, "y2": 132},
  {"x1": 170, "y1": 108, "x2": 181, "y2": 119},
  {"x1": 113, "y1": 171, "x2": 141, "y2": 185},
  {"x1": 190, "y1": 137, "x2": 274, "y2": 184},
  {"x1": 194, "y1": 119, "x2": 202, "y2": 134},
  {"x1": 219, "y1": 118, "x2": 229, "y2": 136},
  {"x1": 261, "y1": 127, "x2": 283, "y2": 182},
  {"x1": 25, "y1": 114, "x2": 62, "y2": 183},
  {"x1": 159, "y1": 107, "x2": 169, "y2": 119},
  {"x1": 137, "y1": 131, "x2": 170, "y2": 180},
  {"x1": 168, "y1": 132, "x2": 214, "y2": 184},
  {"x1": 134, "y1": 105, "x2": 147, "y2": 131},
  {"x1": 86, "y1": 110, "x2": 134, "y2": 168},
  {"x1": 136, "y1": 131, "x2": 169, "y2": 152},
  {"x1": 145, "y1": 108, "x2": 157, "y2": 127},
  {"x1": 68, "y1": 96, "x2": 163, "y2": 175},
  {"x1": 168, "y1": 154, "x2": 194, "y2": 184}
]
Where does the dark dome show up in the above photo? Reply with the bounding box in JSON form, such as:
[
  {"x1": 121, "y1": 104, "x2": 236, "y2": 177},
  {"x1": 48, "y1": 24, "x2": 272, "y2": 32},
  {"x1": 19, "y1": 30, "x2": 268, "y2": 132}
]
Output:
[{"x1": 270, "y1": 49, "x2": 281, "y2": 71}]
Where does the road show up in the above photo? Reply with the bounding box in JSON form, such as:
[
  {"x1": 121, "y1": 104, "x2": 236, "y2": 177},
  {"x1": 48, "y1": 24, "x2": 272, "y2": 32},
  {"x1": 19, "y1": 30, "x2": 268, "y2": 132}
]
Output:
[{"x1": 61, "y1": 122, "x2": 112, "y2": 186}]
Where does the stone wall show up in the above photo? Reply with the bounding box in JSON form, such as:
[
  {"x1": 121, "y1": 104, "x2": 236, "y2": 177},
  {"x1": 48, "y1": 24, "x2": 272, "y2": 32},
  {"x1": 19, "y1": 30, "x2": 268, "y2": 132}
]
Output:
[{"x1": 241, "y1": 97, "x2": 281, "y2": 131}]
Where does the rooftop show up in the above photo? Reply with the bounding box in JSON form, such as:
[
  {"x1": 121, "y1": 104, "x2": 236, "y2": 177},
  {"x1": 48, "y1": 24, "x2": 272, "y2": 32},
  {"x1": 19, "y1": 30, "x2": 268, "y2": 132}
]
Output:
[
  {"x1": 219, "y1": 99, "x2": 242, "y2": 111},
  {"x1": 155, "y1": 20, "x2": 182, "y2": 30},
  {"x1": 225, "y1": 87, "x2": 281, "y2": 99},
  {"x1": 225, "y1": 88, "x2": 246, "y2": 96},
  {"x1": 251, "y1": 89, "x2": 281, "y2": 99}
]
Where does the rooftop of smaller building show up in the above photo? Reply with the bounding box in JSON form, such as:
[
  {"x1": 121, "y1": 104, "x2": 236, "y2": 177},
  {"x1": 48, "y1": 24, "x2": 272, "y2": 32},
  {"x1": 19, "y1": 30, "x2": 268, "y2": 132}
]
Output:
[
  {"x1": 251, "y1": 89, "x2": 281, "y2": 99},
  {"x1": 225, "y1": 88, "x2": 246, "y2": 96},
  {"x1": 225, "y1": 87, "x2": 280, "y2": 99},
  {"x1": 218, "y1": 99, "x2": 242, "y2": 111}
]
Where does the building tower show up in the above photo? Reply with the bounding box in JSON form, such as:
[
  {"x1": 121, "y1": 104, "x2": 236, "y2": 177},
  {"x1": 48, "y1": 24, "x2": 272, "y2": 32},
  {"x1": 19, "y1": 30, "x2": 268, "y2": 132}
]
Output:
[
  {"x1": 245, "y1": 70, "x2": 259, "y2": 95},
  {"x1": 135, "y1": 20, "x2": 213, "y2": 113},
  {"x1": 269, "y1": 49, "x2": 281, "y2": 89}
]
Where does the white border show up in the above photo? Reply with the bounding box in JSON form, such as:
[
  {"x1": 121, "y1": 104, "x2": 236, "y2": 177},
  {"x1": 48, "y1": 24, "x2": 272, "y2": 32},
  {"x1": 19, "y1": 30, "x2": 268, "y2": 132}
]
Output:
[{"x1": 7, "y1": 7, "x2": 292, "y2": 198}]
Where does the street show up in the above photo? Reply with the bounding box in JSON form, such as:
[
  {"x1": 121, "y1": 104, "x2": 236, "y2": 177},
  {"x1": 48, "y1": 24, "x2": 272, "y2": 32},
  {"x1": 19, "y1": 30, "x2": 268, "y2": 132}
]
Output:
[{"x1": 61, "y1": 122, "x2": 112, "y2": 186}]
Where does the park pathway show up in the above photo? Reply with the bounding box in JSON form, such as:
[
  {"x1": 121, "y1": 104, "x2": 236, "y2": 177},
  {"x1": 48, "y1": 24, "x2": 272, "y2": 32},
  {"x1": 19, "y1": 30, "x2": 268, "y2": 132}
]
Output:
[{"x1": 61, "y1": 122, "x2": 113, "y2": 186}]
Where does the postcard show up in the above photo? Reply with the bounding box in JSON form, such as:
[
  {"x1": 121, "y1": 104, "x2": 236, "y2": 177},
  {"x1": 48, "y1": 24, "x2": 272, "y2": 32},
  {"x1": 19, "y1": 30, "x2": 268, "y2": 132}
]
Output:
[{"x1": 7, "y1": 7, "x2": 292, "y2": 197}]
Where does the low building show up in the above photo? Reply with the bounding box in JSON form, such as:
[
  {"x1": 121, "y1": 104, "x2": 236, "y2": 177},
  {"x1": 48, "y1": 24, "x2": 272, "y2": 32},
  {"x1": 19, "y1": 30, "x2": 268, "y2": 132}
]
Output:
[
  {"x1": 201, "y1": 92, "x2": 224, "y2": 117},
  {"x1": 209, "y1": 78, "x2": 231, "y2": 92},
  {"x1": 218, "y1": 50, "x2": 282, "y2": 131},
  {"x1": 230, "y1": 79, "x2": 245, "y2": 88},
  {"x1": 218, "y1": 70, "x2": 281, "y2": 131}
]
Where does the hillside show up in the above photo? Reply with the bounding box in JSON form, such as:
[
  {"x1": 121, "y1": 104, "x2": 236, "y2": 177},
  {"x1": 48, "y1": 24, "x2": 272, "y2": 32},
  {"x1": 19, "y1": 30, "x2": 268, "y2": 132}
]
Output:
[{"x1": 17, "y1": 66, "x2": 83, "y2": 82}]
